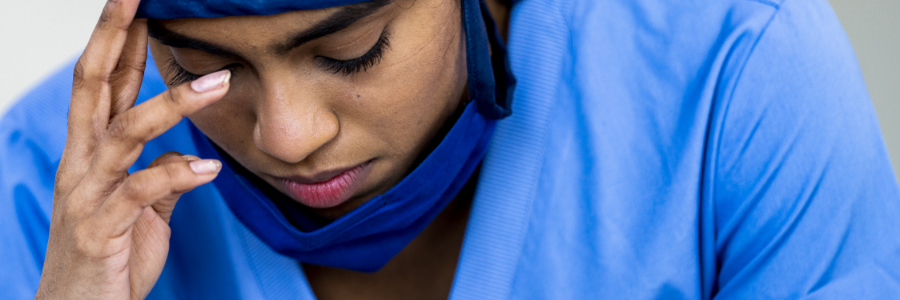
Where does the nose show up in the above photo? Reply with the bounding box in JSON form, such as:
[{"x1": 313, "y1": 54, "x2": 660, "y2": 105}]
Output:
[{"x1": 252, "y1": 79, "x2": 338, "y2": 164}]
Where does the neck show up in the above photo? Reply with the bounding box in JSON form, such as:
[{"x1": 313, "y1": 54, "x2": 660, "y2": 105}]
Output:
[
  {"x1": 302, "y1": 1, "x2": 510, "y2": 298},
  {"x1": 302, "y1": 168, "x2": 477, "y2": 300},
  {"x1": 485, "y1": 0, "x2": 511, "y2": 42}
]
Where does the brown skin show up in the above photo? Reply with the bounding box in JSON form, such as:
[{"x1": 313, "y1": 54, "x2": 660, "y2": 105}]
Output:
[
  {"x1": 303, "y1": 182, "x2": 475, "y2": 299},
  {"x1": 152, "y1": 0, "x2": 467, "y2": 219},
  {"x1": 36, "y1": 0, "x2": 509, "y2": 299},
  {"x1": 36, "y1": 0, "x2": 229, "y2": 297}
]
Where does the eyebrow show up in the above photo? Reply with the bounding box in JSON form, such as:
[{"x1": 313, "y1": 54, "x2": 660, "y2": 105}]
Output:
[{"x1": 147, "y1": 0, "x2": 393, "y2": 57}]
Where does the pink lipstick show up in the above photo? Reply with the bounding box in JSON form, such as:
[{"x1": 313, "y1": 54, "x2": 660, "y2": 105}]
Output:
[{"x1": 281, "y1": 162, "x2": 372, "y2": 209}]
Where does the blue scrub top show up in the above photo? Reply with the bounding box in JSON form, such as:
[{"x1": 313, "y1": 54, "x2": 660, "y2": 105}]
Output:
[{"x1": 3, "y1": 0, "x2": 900, "y2": 298}]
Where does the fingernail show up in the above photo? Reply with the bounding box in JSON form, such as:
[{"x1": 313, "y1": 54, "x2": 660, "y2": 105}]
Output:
[
  {"x1": 190, "y1": 70, "x2": 230, "y2": 93},
  {"x1": 190, "y1": 159, "x2": 222, "y2": 174},
  {"x1": 182, "y1": 155, "x2": 200, "y2": 162}
]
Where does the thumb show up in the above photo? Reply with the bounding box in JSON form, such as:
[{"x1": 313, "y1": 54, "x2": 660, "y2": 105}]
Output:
[{"x1": 148, "y1": 152, "x2": 202, "y2": 223}]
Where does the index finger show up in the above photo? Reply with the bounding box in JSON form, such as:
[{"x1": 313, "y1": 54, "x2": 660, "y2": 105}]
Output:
[{"x1": 90, "y1": 70, "x2": 231, "y2": 178}]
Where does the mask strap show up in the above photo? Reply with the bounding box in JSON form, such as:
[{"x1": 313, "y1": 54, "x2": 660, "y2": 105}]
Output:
[{"x1": 462, "y1": 0, "x2": 516, "y2": 119}]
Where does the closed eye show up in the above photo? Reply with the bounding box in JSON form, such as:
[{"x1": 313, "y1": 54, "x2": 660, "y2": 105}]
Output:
[
  {"x1": 165, "y1": 57, "x2": 238, "y2": 86},
  {"x1": 317, "y1": 29, "x2": 391, "y2": 76},
  {"x1": 165, "y1": 57, "x2": 201, "y2": 86},
  {"x1": 164, "y1": 28, "x2": 390, "y2": 85}
]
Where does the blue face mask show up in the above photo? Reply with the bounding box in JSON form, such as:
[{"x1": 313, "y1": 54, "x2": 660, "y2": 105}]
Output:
[
  {"x1": 191, "y1": 102, "x2": 494, "y2": 272},
  {"x1": 139, "y1": 0, "x2": 514, "y2": 272}
]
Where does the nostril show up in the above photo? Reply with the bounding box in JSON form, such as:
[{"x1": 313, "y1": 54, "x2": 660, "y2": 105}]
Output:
[{"x1": 252, "y1": 108, "x2": 340, "y2": 164}]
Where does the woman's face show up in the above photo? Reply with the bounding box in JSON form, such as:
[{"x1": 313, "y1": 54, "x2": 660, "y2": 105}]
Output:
[{"x1": 148, "y1": 0, "x2": 467, "y2": 219}]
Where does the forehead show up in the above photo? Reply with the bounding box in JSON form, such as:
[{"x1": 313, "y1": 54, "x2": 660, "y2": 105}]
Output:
[
  {"x1": 158, "y1": 9, "x2": 335, "y2": 39},
  {"x1": 150, "y1": 0, "x2": 403, "y2": 56}
]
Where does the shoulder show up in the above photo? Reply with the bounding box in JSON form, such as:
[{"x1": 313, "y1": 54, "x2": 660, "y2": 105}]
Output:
[{"x1": 513, "y1": 0, "x2": 843, "y2": 68}]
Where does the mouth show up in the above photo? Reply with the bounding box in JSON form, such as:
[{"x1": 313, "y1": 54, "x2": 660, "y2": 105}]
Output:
[{"x1": 278, "y1": 161, "x2": 374, "y2": 209}]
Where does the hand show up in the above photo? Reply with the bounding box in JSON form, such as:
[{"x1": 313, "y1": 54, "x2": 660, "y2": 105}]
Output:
[{"x1": 35, "y1": 0, "x2": 231, "y2": 299}]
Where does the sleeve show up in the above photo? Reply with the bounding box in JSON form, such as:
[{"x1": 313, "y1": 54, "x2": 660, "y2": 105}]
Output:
[
  {"x1": 710, "y1": 0, "x2": 900, "y2": 298},
  {"x1": 0, "y1": 61, "x2": 74, "y2": 299}
]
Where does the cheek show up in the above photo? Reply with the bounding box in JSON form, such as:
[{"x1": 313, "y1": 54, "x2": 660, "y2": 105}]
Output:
[
  {"x1": 187, "y1": 97, "x2": 254, "y2": 153},
  {"x1": 148, "y1": 43, "x2": 253, "y2": 155},
  {"x1": 186, "y1": 74, "x2": 264, "y2": 162}
]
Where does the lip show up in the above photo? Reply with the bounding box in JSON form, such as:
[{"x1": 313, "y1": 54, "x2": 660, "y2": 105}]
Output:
[{"x1": 278, "y1": 162, "x2": 373, "y2": 209}]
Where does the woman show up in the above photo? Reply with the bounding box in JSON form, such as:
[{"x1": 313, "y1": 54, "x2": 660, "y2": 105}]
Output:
[{"x1": 2, "y1": 0, "x2": 899, "y2": 298}]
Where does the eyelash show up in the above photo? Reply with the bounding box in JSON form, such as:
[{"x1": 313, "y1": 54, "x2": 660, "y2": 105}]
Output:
[
  {"x1": 165, "y1": 57, "x2": 204, "y2": 86},
  {"x1": 165, "y1": 30, "x2": 392, "y2": 86},
  {"x1": 318, "y1": 31, "x2": 391, "y2": 76}
]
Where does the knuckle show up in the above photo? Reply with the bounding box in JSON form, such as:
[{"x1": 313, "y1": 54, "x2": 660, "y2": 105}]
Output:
[
  {"x1": 105, "y1": 118, "x2": 129, "y2": 141},
  {"x1": 111, "y1": 60, "x2": 147, "y2": 82},
  {"x1": 97, "y1": 6, "x2": 111, "y2": 25},
  {"x1": 163, "y1": 88, "x2": 185, "y2": 108},
  {"x1": 72, "y1": 59, "x2": 87, "y2": 89},
  {"x1": 97, "y1": 0, "x2": 131, "y2": 32},
  {"x1": 156, "y1": 89, "x2": 192, "y2": 119},
  {"x1": 124, "y1": 60, "x2": 147, "y2": 73},
  {"x1": 72, "y1": 223, "x2": 103, "y2": 257},
  {"x1": 72, "y1": 222, "x2": 125, "y2": 259},
  {"x1": 74, "y1": 58, "x2": 111, "y2": 86},
  {"x1": 106, "y1": 115, "x2": 143, "y2": 144},
  {"x1": 161, "y1": 164, "x2": 189, "y2": 194},
  {"x1": 120, "y1": 175, "x2": 154, "y2": 200},
  {"x1": 139, "y1": 163, "x2": 193, "y2": 196}
]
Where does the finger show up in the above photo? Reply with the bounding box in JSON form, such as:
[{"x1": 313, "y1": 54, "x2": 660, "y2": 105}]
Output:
[
  {"x1": 151, "y1": 155, "x2": 203, "y2": 223},
  {"x1": 110, "y1": 19, "x2": 149, "y2": 116},
  {"x1": 64, "y1": 0, "x2": 143, "y2": 170},
  {"x1": 142, "y1": 152, "x2": 197, "y2": 222},
  {"x1": 81, "y1": 0, "x2": 143, "y2": 82},
  {"x1": 91, "y1": 70, "x2": 230, "y2": 178},
  {"x1": 61, "y1": 153, "x2": 187, "y2": 212},
  {"x1": 70, "y1": 0, "x2": 143, "y2": 126},
  {"x1": 94, "y1": 158, "x2": 221, "y2": 237}
]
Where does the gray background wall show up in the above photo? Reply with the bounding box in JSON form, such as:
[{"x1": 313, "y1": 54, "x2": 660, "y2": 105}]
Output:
[
  {"x1": 830, "y1": 0, "x2": 900, "y2": 180},
  {"x1": 1, "y1": 0, "x2": 897, "y2": 178}
]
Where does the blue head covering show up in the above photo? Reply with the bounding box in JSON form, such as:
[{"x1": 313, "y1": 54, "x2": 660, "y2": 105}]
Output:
[{"x1": 136, "y1": 0, "x2": 514, "y2": 272}]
